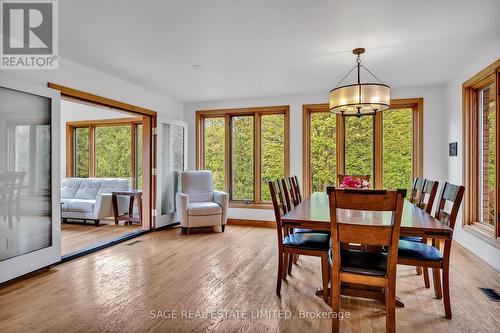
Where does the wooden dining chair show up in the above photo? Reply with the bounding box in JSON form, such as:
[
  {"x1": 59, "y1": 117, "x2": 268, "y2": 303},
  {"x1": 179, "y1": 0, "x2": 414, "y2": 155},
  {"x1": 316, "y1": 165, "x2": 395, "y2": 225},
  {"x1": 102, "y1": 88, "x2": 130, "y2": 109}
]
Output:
[
  {"x1": 403, "y1": 179, "x2": 439, "y2": 283},
  {"x1": 409, "y1": 177, "x2": 424, "y2": 204},
  {"x1": 281, "y1": 177, "x2": 295, "y2": 212},
  {"x1": 417, "y1": 179, "x2": 439, "y2": 214},
  {"x1": 397, "y1": 182, "x2": 465, "y2": 319},
  {"x1": 328, "y1": 187, "x2": 405, "y2": 333},
  {"x1": 269, "y1": 180, "x2": 330, "y2": 301},
  {"x1": 291, "y1": 175, "x2": 302, "y2": 204}
]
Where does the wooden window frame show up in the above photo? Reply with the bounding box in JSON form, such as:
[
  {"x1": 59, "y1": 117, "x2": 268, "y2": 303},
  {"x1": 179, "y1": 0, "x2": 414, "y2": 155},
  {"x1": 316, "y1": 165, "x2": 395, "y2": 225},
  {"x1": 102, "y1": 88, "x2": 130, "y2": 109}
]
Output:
[
  {"x1": 66, "y1": 117, "x2": 143, "y2": 188},
  {"x1": 462, "y1": 59, "x2": 500, "y2": 239},
  {"x1": 302, "y1": 98, "x2": 423, "y2": 196},
  {"x1": 196, "y1": 105, "x2": 290, "y2": 209}
]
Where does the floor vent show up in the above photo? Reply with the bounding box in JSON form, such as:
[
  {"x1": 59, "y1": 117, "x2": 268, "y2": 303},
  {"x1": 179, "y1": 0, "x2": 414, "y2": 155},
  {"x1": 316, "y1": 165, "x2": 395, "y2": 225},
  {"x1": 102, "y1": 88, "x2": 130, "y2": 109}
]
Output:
[
  {"x1": 479, "y1": 288, "x2": 500, "y2": 302},
  {"x1": 126, "y1": 240, "x2": 142, "y2": 246}
]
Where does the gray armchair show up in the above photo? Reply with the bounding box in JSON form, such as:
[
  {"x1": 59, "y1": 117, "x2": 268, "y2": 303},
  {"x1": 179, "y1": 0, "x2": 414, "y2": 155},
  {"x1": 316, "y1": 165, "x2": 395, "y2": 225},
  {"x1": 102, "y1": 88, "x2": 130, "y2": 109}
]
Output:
[{"x1": 176, "y1": 170, "x2": 229, "y2": 234}]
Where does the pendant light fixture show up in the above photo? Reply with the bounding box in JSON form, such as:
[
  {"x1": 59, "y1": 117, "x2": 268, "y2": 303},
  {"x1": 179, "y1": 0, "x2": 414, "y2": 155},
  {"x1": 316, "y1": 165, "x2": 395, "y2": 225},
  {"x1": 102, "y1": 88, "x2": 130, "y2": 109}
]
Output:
[{"x1": 329, "y1": 48, "x2": 390, "y2": 117}]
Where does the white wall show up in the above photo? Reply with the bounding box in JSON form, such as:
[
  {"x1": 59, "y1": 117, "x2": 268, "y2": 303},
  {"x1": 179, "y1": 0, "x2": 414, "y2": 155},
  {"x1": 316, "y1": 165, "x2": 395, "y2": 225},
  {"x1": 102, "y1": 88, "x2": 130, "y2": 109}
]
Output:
[
  {"x1": 183, "y1": 84, "x2": 449, "y2": 221},
  {"x1": 445, "y1": 42, "x2": 500, "y2": 271},
  {"x1": 1, "y1": 57, "x2": 183, "y2": 121}
]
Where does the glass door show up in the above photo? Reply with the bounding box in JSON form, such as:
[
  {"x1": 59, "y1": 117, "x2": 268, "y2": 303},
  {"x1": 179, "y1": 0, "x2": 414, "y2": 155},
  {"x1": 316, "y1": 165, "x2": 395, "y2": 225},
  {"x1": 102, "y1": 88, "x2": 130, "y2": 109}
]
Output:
[
  {"x1": 0, "y1": 78, "x2": 61, "y2": 283},
  {"x1": 156, "y1": 120, "x2": 187, "y2": 228}
]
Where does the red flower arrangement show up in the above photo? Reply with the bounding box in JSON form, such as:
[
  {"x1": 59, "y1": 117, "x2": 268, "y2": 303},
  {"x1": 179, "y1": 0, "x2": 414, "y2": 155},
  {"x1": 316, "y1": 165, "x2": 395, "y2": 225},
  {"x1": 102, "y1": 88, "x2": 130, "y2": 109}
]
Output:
[{"x1": 339, "y1": 176, "x2": 370, "y2": 189}]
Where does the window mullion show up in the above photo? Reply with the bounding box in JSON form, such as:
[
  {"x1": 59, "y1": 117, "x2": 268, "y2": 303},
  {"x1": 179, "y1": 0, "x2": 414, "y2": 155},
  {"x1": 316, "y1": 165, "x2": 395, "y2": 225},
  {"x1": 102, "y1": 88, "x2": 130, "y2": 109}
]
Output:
[
  {"x1": 374, "y1": 113, "x2": 383, "y2": 189},
  {"x1": 131, "y1": 124, "x2": 136, "y2": 189},
  {"x1": 225, "y1": 114, "x2": 231, "y2": 197},
  {"x1": 496, "y1": 70, "x2": 500, "y2": 237},
  {"x1": 89, "y1": 125, "x2": 95, "y2": 177},
  {"x1": 254, "y1": 113, "x2": 261, "y2": 203}
]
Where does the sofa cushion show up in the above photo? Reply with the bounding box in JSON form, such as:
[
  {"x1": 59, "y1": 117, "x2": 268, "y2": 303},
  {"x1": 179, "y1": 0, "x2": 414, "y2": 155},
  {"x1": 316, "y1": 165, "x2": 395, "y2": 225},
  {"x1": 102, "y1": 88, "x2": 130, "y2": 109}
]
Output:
[
  {"x1": 74, "y1": 179, "x2": 103, "y2": 199},
  {"x1": 61, "y1": 199, "x2": 95, "y2": 213},
  {"x1": 97, "y1": 178, "x2": 130, "y2": 195},
  {"x1": 187, "y1": 202, "x2": 222, "y2": 216},
  {"x1": 61, "y1": 178, "x2": 82, "y2": 199}
]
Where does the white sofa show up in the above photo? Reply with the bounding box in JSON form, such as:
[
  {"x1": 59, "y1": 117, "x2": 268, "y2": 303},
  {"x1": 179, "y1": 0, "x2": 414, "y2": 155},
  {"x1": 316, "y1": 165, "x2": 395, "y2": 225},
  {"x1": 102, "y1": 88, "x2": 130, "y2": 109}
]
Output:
[
  {"x1": 61, "y1": 178, "x2": 130, "y2": 226},
  {"x1": 176, "y1": 171, "x2": 229, "y2": 234}
]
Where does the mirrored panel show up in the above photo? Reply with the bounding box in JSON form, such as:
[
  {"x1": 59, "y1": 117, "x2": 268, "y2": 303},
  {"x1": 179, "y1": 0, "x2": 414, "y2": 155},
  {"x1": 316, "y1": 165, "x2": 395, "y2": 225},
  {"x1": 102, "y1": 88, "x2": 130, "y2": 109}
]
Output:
[
  {"x1": 160, "y1": 123, "x2": 185, "y2": 216},
  {"x1": 0, "y1": 86, "x2": 51, "y2": 261}
]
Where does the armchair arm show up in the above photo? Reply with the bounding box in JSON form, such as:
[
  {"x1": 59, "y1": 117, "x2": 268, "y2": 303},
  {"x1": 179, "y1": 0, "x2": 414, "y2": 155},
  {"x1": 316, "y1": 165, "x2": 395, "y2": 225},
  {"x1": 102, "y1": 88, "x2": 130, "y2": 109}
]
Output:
[
  {"x1": 176, "y1": 192, "x2": 189, "y2": 227},
  {"x1": 213, "y1": 191, "x2": 229, "y2": 225}
]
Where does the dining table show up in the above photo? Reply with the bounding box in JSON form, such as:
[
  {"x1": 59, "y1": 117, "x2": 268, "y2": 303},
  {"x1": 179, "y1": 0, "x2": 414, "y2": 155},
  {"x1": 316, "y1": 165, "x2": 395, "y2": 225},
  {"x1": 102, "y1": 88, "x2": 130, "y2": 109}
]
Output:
[{"x1": 281, "y1": 192, "x2": 453, "y2": 307}]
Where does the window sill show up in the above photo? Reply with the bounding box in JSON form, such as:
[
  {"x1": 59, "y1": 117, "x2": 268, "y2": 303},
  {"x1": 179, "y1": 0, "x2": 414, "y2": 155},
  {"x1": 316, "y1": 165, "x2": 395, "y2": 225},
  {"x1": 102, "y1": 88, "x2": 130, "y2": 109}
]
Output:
[
  {"x1": 229, "y1": 202, "x2": 273, "y2": 210},
  {"x1": 463, "y1": 224, "x2": 500, "y2": 250}
]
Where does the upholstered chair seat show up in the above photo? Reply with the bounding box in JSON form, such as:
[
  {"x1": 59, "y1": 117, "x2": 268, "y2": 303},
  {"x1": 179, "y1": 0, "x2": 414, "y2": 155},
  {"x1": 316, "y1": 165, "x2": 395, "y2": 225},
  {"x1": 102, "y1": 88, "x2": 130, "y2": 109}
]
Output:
[{"x1": 176, "y1": 171, "x2": 229, "y2": 234}]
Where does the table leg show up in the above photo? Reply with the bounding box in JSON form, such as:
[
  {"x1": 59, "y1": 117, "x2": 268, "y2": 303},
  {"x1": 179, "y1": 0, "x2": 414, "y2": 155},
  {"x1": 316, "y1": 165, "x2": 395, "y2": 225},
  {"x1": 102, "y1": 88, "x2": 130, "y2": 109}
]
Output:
[
  {"x1": 128, "y1": 196, "x2": 135, "y2": 225},
  {"x1": 112, "y1": 194, "x2": 119, "y2": 225},
  {"x1": 137, "y1": 194, "x2": 143, "y2": 226}
]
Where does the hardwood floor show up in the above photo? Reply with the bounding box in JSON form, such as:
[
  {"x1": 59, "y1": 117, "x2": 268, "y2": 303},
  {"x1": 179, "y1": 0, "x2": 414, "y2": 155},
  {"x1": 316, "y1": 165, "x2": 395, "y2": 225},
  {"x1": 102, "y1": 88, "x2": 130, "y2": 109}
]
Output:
[
  {"x1": 61, "y1": 220, "x2": 141, "y2": 255},
  {"x1": 1, "y1": 226, "x2": 499, "y2": 332}
]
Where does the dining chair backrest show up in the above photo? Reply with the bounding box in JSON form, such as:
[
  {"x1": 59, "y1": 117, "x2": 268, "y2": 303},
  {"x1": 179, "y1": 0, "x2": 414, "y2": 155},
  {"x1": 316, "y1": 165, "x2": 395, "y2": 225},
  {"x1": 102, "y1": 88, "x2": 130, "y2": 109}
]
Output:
[
  {"x1": 327, "y1": 187, "x2": 405, "y2": 273},
  {"x1": 269, "y1": 180, "x2": 290, "y2": 247},
  {"x1": 291, "y1": 175, "x2": 302, "y2": 204},
  {"x1": 435, "y1": 182, "x2": 465, "y2": 231},
  {"x1": 288, "y1": 176, "x2": 299, "y2": 207},
  {"x1": 281, "y1": 178, "x2": 294, "y2": 212},
  {"x1": 409, "y1": 177, "x2": 425, "y2": 204},
  {"x1": 417, "y1": 179, "x2": 439, "y2": 214},
  {"x1": 286, "y1": 176, "x2": 299, "y2": 206}
]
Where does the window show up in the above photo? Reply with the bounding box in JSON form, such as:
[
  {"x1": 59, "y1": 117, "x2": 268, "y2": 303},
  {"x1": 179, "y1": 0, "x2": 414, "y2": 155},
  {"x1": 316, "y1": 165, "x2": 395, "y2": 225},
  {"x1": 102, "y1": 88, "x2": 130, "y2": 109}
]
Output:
[
  {"x1": 196, "y1": 106, "x2": 290, "y2": 207},
  {"x1": 67, "y1": 118, "x2": 143, "y2": 189},
  {"x1": 8, "y1": 122, "x2": 51, "y2": 195},
  {"x1": 75, "y1": 127, "x2": 89, "y2": 177},
  {"x1": 230, "y1": 115, "x2": 254, "y2": 202},
  {"x1": 309, "y1": 107, "x2": 337, "y2": 193},
  {"x1": 463, "y1": 60, "x2": 500, "y2": 239},
  {"x1": 344, "y1": 115, "x2": 374, "y2": 181},
  {"x1": 303, "y1": 99, "x2": 423, "y2": 195},
  {"x1": 95, "y1": 125, "x2": 132, "y2": 178},
  {"x1": 261, "y1": 114, "x2": 285, "y2": 201},
  {"x1": 203, "y1": 118, "x2": 225, "y2": 191},
  {"x1": 382, "y1": 108, "x2": 414, "y2": 191}
]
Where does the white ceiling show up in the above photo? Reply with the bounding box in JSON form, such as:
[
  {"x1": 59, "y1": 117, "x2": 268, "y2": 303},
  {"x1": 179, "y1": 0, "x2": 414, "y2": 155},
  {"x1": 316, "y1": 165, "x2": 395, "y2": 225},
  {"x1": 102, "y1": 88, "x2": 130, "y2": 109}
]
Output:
[{"x1": 60, "y1": 0, "x2": 500, "y2": 102}]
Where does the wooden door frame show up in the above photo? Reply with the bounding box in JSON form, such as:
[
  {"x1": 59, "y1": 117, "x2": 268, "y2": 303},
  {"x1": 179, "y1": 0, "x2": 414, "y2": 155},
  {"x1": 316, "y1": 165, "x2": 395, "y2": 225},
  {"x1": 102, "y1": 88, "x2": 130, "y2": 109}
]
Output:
[{"x1": 48, "y1": 83, "x2": 157, "y2": 230}]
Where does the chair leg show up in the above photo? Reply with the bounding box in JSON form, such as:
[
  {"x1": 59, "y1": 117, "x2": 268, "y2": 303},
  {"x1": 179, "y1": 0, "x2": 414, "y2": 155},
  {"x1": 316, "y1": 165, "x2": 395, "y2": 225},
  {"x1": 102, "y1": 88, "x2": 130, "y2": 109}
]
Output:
[
  {"x1": 293, "y1": 254, "x2": 299, "y2": 264},
  {"x1": 443, "y1": 266, "x2": 452, "y2": 319},
  {"x1": 221, "y1": 225, "x2": 225, "y2": 232},
  {"x1": 287, "y1": 253, "x2": 293, "y2": 275},
  {"x1": 331, "y1": 275, "x2": 340, "y2": 333},
  {"x1": 423, "y1": 267, "x2": 430, "y2": 288},
  {"x1": 385, "y1": 286, "x2": 396, "y2": 333},
  {"x1": 181, "y1": 227, "x2": 188, "y2": 235},
  {"x1": 282, "y1": 252, "x2": 292, "y2": 280},
  {"x1": 433, "y1": 268, "x2": 442, "y2": 299},
  {"x1": 321, "y1": 254, "x2": 329, "y2": 303},
  {"x1": 416, "y1": 266, "x2": 422, "y2": 275},
  {"x1": 276, "y1": 252, "x2": 283, "y2": 297}
]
